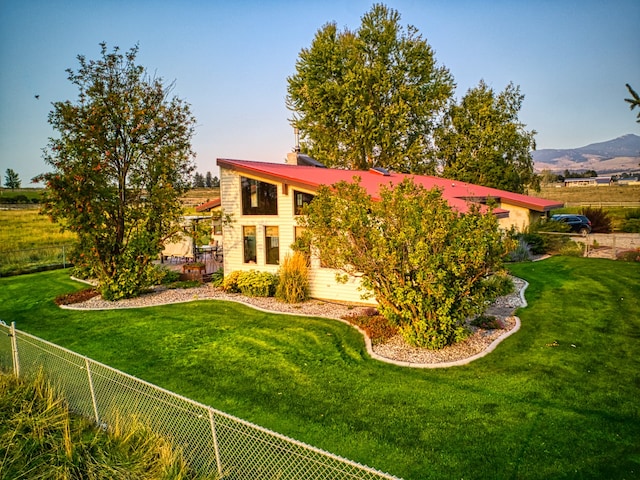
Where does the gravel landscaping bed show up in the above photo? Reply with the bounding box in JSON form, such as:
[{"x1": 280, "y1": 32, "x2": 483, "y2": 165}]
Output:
[{"x1": 63, "y1": 277, "x2": 527, "y2": 367}]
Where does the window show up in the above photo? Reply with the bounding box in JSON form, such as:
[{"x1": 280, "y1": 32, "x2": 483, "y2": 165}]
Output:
[
  {"x1": 212, "y1": 219, "x2": 222, "y2": 235},
  {"x1": 265, "y1": 226, "x2": 279, "y2": 265},
  {"x1": 294, "y1": 190, "x2": 315, "y2": 215},
  {"x1": 242, "y1": 177, "x2": 278, "y2": 215},
  {"x1": 243, "y1": 226, "x2": 257, "y2": 263}
]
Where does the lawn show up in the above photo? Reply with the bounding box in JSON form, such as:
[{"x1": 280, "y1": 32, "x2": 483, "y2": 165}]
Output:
[{"x1": 0, "y1": 257, "x2": 638, "y2": 479}]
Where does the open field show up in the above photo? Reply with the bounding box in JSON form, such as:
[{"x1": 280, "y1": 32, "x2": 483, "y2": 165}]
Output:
[
  {"x1": 535, "y1": 184, "x2": 640, "y2": 206},
  {"x1": 1, "y1": 258, "x2": 638, "y2": 479}
]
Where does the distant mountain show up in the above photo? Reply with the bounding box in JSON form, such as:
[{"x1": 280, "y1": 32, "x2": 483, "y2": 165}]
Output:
[{"x1": 532, "y1": 134, "x2": 640, "y2": 174}]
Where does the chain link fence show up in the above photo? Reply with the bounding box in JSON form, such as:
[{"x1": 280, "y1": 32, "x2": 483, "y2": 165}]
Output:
[
  {"x1": 0, "y1": 321, "x2": 401, "y2": 480},
  {"x1": 0, "y1": 244, "x2": 72, "y2": 277}
]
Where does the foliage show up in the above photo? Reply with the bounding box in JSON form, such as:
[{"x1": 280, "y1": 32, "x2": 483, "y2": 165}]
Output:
[
  {"x1": 236, "y1": 270, "x2": 279, "y2": 297},
  {"x1": 617, "y1": 248, "x2": 640, "y2": 262},
  {"x1": 209, "y1": 268, "x2": 224, "y2": 287},
  {"x1": 3, "y1": 168, "x2": 21, "y2": 189},
  {"x1": 621, "y1": 209, "x2": 640, "y2": 232},
  {"x1": 469, "y1": 315, "x2": 505, "y2": 330},
  {"x1": 286, "y1": 4, "x2": 454, "y2": 173},
  {"x1": 580, "y1": 206, "x2": 612, "y2": 233},
  {"x1": 521, "y1": 218, "x2": 576, "y2": 254},
  {"x1": 507, "y1": 237, "x2": 534, "y2": 261},
  {"x1": 435, "y1": 80, "x2": 539, "y2": 193},
  {"x1": 0, "y1": 371, "x2": 200, "y2": 479},
  {"x1": 625, "y1": 83, "x2": 640, "y2": 122},
  {"x1": 481, "y1": 272, "x2": 514, "y2": 297},
  {"x1": 221, "y1": 270, "x2": 242, "y2": 293},
  {"x1": 299, "y1": 177, "x2": 509, "y2": 349},
  {"x1": 341, "y1": 310, "x2": 399, "y2": 345},
  {"x1": 35, "y1": 43, "x2": 195, "y2": 300},
  {"x1": 276, "y1": 252, "x2": 310, "y2": 303}
]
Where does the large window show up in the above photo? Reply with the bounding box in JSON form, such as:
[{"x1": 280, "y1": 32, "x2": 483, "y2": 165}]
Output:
[
  {"x1": 242, "y1": 177, "x2": 278, "y2": 215},
  {"x1": 243, "y1": 226, "x2": 257, "y2": 263},
  {"x1": 264, "y1": 226, "x2": 279, "y2": 265},
  {"x1": 294, "y1": 190, "x2": 315, "y2": 215}
]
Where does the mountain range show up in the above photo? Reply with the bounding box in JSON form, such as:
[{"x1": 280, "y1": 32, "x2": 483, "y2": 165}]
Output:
[{"x1": 532, "y1": 134, "x2": 640, "y2": 174}]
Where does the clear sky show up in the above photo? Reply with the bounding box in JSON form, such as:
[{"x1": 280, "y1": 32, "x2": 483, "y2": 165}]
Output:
[{"x1": 1, "y1": 0, "x2": 639, "y2": 185}]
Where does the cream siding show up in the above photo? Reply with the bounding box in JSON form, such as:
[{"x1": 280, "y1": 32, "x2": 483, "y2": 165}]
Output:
[{"x1": 220, "y1": 166, "x2": 376, "y2": 303}]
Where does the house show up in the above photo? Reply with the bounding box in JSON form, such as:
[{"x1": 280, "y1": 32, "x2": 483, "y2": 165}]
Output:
[
  {"x1": 564, "y1": 177, "x2": 612, "y2": 187},
  {"x1": 195, "y1": 198, "x2": 223, "y2": 246},
  {"x1": 216, "y1": 155, "x2": 563, "y2": 304}
]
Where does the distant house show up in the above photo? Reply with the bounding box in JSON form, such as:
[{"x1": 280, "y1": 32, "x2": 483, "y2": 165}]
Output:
[
  {"x1": 564, "y1": 177, "x2": 612, "y2": 187},
  {"x1": 195, "y1": 198, "x2": 223, "y2": 246},
  {"x1": 216, "y1": 154, "x2": 562, "y2": 304}
]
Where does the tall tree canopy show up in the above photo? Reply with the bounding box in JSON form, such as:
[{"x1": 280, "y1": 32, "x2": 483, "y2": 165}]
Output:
[
  {"x1": 286, "y1": 3, "x2": 454, "y2": 173},
  {"x1": 434, "y1": 80, "x2": 538, "y2": 194},
  {"x1": 299, "y1": 178, "x2": 508, "y2": 349},
  {"x1": 37, "y1": 43, "x2": 196, "y2": 299}
]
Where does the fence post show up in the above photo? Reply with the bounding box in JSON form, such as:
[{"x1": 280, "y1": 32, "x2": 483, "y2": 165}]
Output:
[
  {"x1": 85, "y1": 358, "x2": 101, "y2": 425},
  {"x1": 208, "y1": 408, "x2": 224, "y2": 478},
  {"x1": 10, "y1": 322, "x2": 20, "y2": 377},
  {"x1": 62, "y1": 245, "x2": 66, "y2": 269}
]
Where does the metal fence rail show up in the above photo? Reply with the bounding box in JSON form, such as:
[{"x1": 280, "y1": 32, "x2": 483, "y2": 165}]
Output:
[{"x1": 0, "y1": 321, "x2": 400, "y2": 480}]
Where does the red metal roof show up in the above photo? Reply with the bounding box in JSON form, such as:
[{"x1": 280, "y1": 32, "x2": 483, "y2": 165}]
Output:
[
  {"x1": 216, "y1": 158, "x2": 563, "y2": 214},
  {"x1": 195, "y1": 198, "x2": 221, "y2": 212}
]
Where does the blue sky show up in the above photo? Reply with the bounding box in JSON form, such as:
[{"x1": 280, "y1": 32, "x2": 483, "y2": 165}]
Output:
[{"x1": 1, "y1": 0, "x2": 639, "y2": 185}]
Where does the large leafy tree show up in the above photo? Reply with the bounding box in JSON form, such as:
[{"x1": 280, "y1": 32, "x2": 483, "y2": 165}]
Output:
[
  {"x1": 37, "y1": 43, "x2": 196, "y2": 300},
  {"x1": 435, "y1": 80, "x2": 539, "y2": 193},
  {"x1": 286, "y1": 4, "x2": 454, "y2": 173},
  {"x1": 299, "y1": 178, "x2": 509, "y2": 349}
]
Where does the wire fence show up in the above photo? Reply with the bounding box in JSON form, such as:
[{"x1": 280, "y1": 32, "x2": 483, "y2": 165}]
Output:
[
  {"x1": 0, "y1": 321, "x2": 401, "y2": 480},
  {"x1": 0, "y1": 244, "x2": 72, "y2": 277}
]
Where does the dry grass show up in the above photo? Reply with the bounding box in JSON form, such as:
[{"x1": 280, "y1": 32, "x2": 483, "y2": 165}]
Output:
[{"x1": 535, "y1": 184, "x2": 640, "y2": 204}]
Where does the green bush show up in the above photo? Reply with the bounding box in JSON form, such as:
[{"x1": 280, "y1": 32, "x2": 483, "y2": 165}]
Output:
[
  {"x1": 621, "y1": 218, "x2": 640, "y2": 233},
  {"x1": 236, "y1": 270, "x2": 278, "y2": 297},
  {"x1": 210, "y1": 268, "x2": 224, "y2": 287},
  {"x1": 620, "y1": 210, "x2": 640, "y2": 232},
  {"x1": 558, "y1": 241, "x2": 584, "y2": 257},
  {"x1": 276, "y1": 252, "x2": 310, "y2": 303},
  {"x1": 580, "y1": 207, "x2": 612, "y2": 233},
  {"x1": 483, "y1": 272, "x2": 514, "y2": 298}
]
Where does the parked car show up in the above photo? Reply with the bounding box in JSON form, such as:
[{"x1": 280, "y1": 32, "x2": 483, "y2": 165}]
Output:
[{"x1": 550, "y1": 214, "x2": 592, "y2": 235}]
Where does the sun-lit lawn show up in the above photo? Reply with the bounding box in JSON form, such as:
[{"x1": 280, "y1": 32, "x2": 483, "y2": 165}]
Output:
[{"x1": 0, "y1": 257, "x2": 638, "y2": 479}]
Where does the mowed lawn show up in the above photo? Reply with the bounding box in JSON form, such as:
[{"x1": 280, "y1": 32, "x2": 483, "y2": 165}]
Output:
[{"x1": 0, "y1": 257, "x2": 638, "y2": 479}]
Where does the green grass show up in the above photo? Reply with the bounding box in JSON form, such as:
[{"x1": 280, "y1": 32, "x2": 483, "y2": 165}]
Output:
[{"x1": 1, "y1": 258, "x2": 639, "y2": 479}]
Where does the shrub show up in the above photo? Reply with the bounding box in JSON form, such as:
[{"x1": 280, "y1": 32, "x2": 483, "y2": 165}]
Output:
[
  {"x1": 276, "y1": 252, "x2": 310, "y2": 303},
  {"x1": 558, "y1": 241, "x2": 584, "y2": 257},
  {"x1": 617, "y1": 248, "x2": 640, "y2": 262},
  {"x1": 470, "y1": 315, "x2": 505, "y2": 330},
  {"x1": 507, "y1": 237, "x2": 533, "y2": 261},
  {"x1": 341, "y1": 311, "x2": 398, "y2": 345},
  {"x1": 236, "y1": 270, "x2": 279, "y2": 297},
  {"x1": 620, "y1": 210, "x2": 640, "y2": 233},
  {"x1": 222, "y1": 270, "x2": 243, "y2": 293},
  {"x1": 210, "y1": 268, "x2": 224, "y2": 287},
  {"x1": 483, "y1": 272, "x2": 514, "y2": 298},
  {"x1": 580, "y1": 207, "x2": 612, "y2": 233}
]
